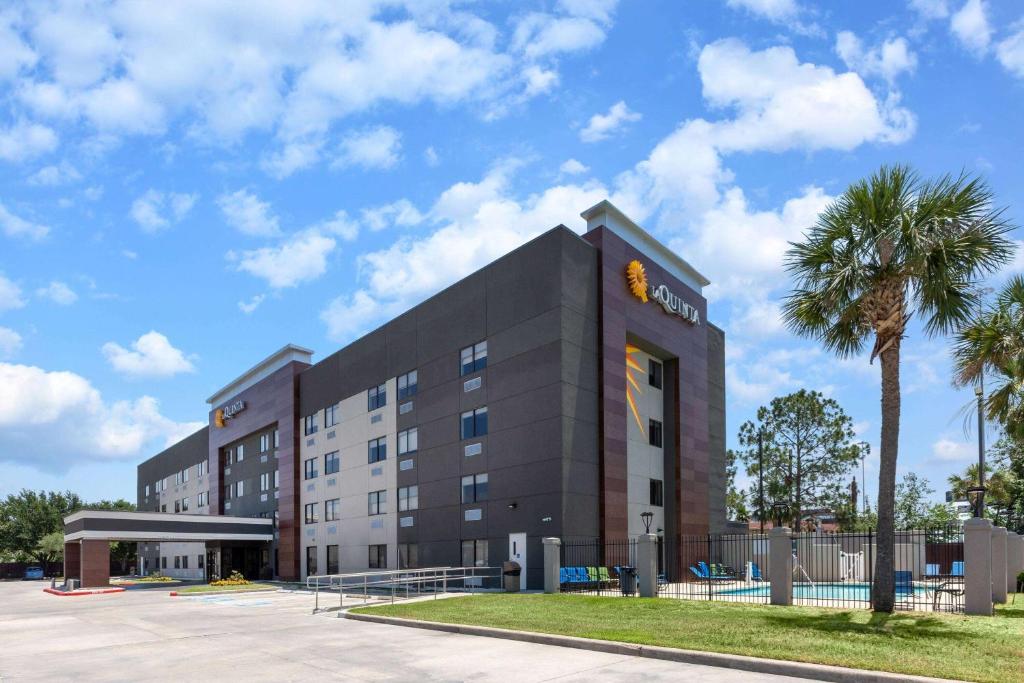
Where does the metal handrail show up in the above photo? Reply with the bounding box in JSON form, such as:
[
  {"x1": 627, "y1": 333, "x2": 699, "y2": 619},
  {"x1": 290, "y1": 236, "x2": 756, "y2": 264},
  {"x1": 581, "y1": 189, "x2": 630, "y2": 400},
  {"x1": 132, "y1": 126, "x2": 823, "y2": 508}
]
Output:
[{"x1": 306, "y1": 565, "x2": 503, "y2": 614}]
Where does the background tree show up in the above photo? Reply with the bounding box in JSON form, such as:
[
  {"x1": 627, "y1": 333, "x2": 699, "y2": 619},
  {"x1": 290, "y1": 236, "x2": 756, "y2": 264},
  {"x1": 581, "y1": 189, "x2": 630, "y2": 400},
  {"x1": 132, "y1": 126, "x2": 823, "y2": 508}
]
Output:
[
  {"x1": 783, "y1": 165, "x2": 1014, "y2": 612},
  {"x1": 36, "y1": 531, "x2": 65, "y2": 566},
  {"x1": 894, "y1": 473, "x2": 956, "y2": 528},
  {"x1": 736, "y1": 389, "x2": 867, "y2": 529},
  {"x1": 726, "y1": 449, "x2": 751, "y2": 521}
]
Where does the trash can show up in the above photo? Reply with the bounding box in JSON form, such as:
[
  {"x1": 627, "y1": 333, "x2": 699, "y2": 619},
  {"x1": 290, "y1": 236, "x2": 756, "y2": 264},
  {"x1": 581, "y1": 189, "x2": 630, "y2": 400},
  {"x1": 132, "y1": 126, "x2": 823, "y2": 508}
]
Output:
[
  {"x1": 503, "y1": 561, "x2": 522, "y2": 592},
  {"x1": 618, "y1": 566, "x2": 637, "y2": 596}
]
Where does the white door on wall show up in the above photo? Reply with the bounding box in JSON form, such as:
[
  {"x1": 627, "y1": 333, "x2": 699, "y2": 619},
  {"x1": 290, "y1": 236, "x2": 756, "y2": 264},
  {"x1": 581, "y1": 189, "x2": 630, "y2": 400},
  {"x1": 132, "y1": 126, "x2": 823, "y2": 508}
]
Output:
[{"x1": 508, "y1": 532, "x2": 527, "y2": 591}]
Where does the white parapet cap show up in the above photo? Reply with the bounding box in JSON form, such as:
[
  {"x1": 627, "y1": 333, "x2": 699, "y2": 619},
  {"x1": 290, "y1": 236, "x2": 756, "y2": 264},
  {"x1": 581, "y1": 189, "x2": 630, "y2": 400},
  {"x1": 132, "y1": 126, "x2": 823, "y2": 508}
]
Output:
[
  {"x1": 206, "y1": 343, "x2": 313, "y2": 407},
  {"x1": 63, "y1": 510, "x2": 273, "y2": 525},
  {"x1": 581, "y1": 199, "x2": 711, "y2": 293}
]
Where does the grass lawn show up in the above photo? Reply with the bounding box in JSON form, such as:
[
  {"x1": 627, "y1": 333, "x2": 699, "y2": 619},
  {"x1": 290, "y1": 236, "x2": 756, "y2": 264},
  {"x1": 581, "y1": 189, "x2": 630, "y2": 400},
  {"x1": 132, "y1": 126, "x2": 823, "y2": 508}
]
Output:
[
  {"x1": 176, "y1": 583, "x2": 277, "y2": 594},
  {"x1": 352, "y1": 593, "x2": 1024, "y2": 683}
]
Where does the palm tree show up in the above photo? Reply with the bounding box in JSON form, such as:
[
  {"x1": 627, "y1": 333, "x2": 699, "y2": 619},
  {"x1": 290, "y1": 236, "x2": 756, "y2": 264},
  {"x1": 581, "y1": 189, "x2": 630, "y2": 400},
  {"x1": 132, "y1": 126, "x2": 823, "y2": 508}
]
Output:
[
  {"x1": 782, "y1": 165, "x2": 1015, "y2": 612},
  {"x1": 953, "y1": 275, "x2": 1024, "y2": 441}
]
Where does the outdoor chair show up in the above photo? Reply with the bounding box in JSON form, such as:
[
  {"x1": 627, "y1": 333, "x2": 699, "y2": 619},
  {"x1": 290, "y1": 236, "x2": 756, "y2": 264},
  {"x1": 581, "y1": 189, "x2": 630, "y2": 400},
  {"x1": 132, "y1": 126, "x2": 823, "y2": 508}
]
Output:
[
  {"x1": 597, "y1": 566, "x2": 614, "y2": 587},
  {"x1": 748, "y1": 562, "x2": 764, "y2": 582},
  {"x1": 586, "y1": 566, "x2": 601, "y2": 588},
  {"x1": 895, "y1": 570, "x2": 913, "y2": 596},
  {"x1": 689, "y1": 565, "x2": 707, "y2": 579},
  {"x1": 951, "y1": 561, "x2": 964, "y2": 577},
  {"x1": 925, "y1": 563, "x2": 940, "y2": 578}
]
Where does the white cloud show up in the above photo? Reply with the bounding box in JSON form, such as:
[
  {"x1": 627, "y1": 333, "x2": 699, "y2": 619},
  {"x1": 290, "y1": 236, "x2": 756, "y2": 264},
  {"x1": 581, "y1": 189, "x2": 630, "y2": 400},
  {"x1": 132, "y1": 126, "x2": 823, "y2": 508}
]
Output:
[
  {"x1": 909, "y1": 0, "x2": 950, "y2": 19},
  {"x1": 932, "y1": 436, "x2": 974, "y2": 462},
  {"x1": 0, "y1": 327, "x2": 22, "y2": 359},
  {"x1": 232, "y1": 229, "x2": 336, "y2": 289},
  {"x1": 726, "y1": 361, "x2": 798, "y2": 405},
  {"x1": 36, "y1": 281, "x2": 77, "y2": 305},
  {"x1": 512, "y1": 13, "x2": 607, "y2": 60},
  {"x1": 101, "y1": 331, "x2": 196, "y2": 378},
  {"x1": 424, "y1": 146, "x2": 440, "y2": 167},
  {"x1": 238, "y1": 294, "x2": 264, "y2": 315},
  {"x1": 725, "y1": 0, "x2": 800, "y2": 22},
  {"x1": 27, "y1": 160, "x2": 80, "y2": 186},
  {"x1": 522, "y1": 65, "x2": 560, "y2": 96},
  {"x1": 950, "y1": 0, "x2": 992, "y2": 56},
  {"x1": 559, "y1": 159, "x2": 589, "y2": 177},
  {"x1": 0, "y1": 120, "x2": 57, "y2": 162},
  {"x1": 0, "y1": 10, "x2": 36, "y2": 82},
  {"x1": 580, "y1": 100, "x2": 641, "y2": 143},
  {"x1": 996, "y1": 24, "x2": 1024, "y2": 78},
  {"x1": 0, "y1": 202, "x2": 50, "y2": 240},
  {"x1": 835, "y1": 31, "x2": 918, "y2": 83},
  {"x1": 315, "y1": 209, "x2": 360, "y2": 241},
  {"x1": 0, "y1": 362, "x2": 203, "y2": 470},
  {"x1": 321, "y1": 161, "x2": 608, "y2": 341},
  {"x1": 130, "y1": 189, "x2": 199, "y2": 233},
  {"x1": 217, "y1": 189, "x2": 280, "y2": 237},
  {"x1": 361, "y1": 200, "x2": 424, "y2": 232},
  {"x1": 332, "y1": 126, "x2": 402, "y2": 171},
  {"x1": 0, "y1": 274, "x2": 25, "y2": 313}
]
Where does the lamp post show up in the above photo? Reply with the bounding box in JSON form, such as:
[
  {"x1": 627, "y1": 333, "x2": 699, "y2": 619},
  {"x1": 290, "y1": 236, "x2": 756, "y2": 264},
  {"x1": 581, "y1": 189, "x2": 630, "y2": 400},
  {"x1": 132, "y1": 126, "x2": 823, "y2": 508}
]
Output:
[
  {"x1": 974, "y1": 383, "x2": 986, "y2": 518},
  {"x1": 771, "y1": 501, "x2": 789, "y2": 529},
  {"x1": 641, "y1": 511, "x2": 653, "y2": 534},
  {"x1": 758, "y1": 429, "x2": 765, "y2": 533}
]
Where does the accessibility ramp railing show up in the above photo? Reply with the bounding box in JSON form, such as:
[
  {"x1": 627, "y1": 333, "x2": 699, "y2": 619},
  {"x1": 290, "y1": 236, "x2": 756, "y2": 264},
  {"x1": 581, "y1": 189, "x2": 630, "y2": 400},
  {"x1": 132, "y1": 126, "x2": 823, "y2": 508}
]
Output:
[{"x1": 306, "y1": 565, "x2": 502, "y2": 613}]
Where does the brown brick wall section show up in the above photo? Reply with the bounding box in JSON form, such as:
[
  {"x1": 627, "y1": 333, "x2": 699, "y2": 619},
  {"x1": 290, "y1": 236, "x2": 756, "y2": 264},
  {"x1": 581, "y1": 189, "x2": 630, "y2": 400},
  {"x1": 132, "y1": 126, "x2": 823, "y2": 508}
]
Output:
[
  {"x1": 63, "y1": 541, "x2": 80, "y2": 582},
  {"x1": 584, "y1": 227, "x2": 712, "y2": 539},
  {"x1": 80, "y1": 540, "x2": 110, "y2": 588},
  {"x1": 207, "y1": 360, "x2": 307, "y2": 581}
]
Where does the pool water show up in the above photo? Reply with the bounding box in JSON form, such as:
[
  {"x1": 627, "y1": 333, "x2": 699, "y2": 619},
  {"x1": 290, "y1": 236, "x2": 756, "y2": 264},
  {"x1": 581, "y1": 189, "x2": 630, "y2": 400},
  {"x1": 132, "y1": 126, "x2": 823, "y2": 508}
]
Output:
[{"x1": 719, "y1": 582, "x2": 928, "y2": 600}]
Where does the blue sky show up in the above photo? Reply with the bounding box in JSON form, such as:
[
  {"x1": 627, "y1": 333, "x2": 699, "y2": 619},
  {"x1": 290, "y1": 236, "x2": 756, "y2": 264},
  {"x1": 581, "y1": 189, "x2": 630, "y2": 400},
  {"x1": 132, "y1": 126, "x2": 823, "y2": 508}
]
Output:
[{"x1": 1, "y1": 0, "x2": 1022, "y2": 508}]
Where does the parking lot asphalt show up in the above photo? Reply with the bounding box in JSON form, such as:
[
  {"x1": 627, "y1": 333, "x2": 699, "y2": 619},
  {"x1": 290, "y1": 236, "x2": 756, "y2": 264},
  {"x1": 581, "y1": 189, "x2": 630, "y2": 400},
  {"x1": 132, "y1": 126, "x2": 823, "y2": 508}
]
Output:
[{"x1": 0, "y1": 582, "x2": 810, "y2": 682}]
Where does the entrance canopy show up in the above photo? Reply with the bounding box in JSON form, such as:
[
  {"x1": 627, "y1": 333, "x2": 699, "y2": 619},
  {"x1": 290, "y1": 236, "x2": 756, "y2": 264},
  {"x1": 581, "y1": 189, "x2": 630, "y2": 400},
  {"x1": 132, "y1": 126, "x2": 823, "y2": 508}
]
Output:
[{"x1": 63, "y1": 511, "x2": 273, "y2": 588}]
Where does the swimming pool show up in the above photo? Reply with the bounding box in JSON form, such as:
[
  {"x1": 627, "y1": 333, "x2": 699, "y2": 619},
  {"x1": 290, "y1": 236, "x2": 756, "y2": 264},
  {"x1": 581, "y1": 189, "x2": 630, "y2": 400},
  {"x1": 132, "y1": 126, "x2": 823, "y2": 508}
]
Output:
[{"x1": 718, "y1": 582, "x2": 929, "y2": 600}]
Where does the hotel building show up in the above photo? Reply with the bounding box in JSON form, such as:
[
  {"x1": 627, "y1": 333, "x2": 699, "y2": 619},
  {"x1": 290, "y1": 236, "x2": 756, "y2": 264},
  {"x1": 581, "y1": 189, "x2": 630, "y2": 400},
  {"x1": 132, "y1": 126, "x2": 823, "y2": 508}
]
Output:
[{"x1": 135, "y1": 201, "x2": 727, "y2": 589}]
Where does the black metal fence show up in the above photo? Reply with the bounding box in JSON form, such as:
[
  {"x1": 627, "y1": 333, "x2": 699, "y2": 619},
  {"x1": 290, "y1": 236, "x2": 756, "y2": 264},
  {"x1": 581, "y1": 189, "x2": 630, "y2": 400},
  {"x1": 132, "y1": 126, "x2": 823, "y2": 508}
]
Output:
[
  {"x1": 559, "y1": 538, "x2": 637, "y2": 597},
  {"x1": 559, "y1": 526, "x2": 965, "y2": 613}
]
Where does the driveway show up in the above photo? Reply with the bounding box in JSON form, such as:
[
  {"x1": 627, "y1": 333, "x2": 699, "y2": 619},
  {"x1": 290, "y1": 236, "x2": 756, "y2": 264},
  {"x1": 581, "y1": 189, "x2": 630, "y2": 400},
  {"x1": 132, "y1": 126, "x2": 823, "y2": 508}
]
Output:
[{"x1": 0, "y1": 582, "x2": 810, "y2": 681}]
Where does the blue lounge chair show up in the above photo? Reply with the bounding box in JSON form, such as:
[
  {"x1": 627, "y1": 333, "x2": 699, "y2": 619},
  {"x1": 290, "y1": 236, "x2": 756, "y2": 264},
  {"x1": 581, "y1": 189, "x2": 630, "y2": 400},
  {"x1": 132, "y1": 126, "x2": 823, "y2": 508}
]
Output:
[
  {"x1": 689, "y1": 565, "x2": 706, "y2": 579},
  {"x1": 951, "y1": 561, "x2": 964, "y2": 577},
  {"x1": 559, "y1": 567, "x2": 570, "y2": 586},
  {"x1": 925, "y1": 563, "x2": 940, "y2": 578},
  {"x1": 749, "y1": 562, "x2": 764, "y2": 582},
  {"x1": 698, "y1": 561, "x2": 733, "y2": 581},
  {"x1": 895, "y1": 570, "x2": 913, "y2": 596}
]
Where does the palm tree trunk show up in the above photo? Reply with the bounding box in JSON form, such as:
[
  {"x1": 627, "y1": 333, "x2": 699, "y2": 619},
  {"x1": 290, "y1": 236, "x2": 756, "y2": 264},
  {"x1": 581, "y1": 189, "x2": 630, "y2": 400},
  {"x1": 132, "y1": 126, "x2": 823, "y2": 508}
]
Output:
[{"x1": 872, "y1": 343, "x2": 901, "y2": 613}]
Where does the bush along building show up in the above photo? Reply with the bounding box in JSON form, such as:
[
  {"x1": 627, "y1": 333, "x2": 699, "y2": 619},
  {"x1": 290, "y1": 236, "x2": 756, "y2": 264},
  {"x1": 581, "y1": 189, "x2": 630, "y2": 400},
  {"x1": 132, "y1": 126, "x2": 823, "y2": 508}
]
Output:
[{"x1": 135, "y1": 200, "x2": 728, "y2": 588}]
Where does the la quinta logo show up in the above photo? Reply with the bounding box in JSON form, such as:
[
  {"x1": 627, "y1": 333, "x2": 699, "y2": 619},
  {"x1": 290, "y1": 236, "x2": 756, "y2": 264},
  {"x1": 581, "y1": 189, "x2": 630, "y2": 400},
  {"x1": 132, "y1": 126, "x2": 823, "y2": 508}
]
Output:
[{"x1": 625, "y1": 259, "x2": 700, "y2": 326}]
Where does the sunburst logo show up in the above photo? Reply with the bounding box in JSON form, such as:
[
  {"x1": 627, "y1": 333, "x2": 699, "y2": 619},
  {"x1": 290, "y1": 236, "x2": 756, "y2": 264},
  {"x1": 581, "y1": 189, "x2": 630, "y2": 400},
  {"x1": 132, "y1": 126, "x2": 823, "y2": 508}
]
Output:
[
  {"x1": 214, "y1": 408, "x2": 225, "y2": 428},
  {"x1": 625, "y1": 344, "x2": 645, "y2": 436},
  {"x1": 626, "y1": 260, "x2": 648, "y2": 302}
]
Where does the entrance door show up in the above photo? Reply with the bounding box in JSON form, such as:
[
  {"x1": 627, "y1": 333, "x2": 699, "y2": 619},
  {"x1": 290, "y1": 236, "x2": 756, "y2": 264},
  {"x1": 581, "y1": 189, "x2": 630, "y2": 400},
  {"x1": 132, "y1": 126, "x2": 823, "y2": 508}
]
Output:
[{"x1": 508, "y1": 533, "x2": 527, "y2": 591}]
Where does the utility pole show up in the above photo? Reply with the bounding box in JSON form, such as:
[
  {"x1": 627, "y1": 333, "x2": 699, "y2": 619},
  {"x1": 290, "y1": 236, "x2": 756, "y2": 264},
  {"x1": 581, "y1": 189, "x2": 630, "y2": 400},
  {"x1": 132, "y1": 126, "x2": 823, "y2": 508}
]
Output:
[{"x1": 758, "y1": 429, "x2": 765, "y2": 533}]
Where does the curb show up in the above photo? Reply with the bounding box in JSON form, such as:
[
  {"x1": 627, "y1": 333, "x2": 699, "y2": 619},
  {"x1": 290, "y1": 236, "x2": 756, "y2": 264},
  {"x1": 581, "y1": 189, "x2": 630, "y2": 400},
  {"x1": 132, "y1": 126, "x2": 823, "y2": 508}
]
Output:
[
  {"x1": 345, "y1": 612, "x2": 963, "y2": 683},
  {"x1": 43, "y1": 587, "x2": 126, "y2": 597},
  {"x1": 170, "y1": 587, "x2": 279, "y2": 597}
]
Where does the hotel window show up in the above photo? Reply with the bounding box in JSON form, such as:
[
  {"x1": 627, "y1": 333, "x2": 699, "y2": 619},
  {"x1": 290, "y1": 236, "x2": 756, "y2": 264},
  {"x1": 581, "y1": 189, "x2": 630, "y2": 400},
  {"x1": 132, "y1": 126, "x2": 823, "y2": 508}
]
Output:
[
  {"x1": 399, "y1": 543, "x2": 419, "y2": 569},
  {"x1": 182, "y1": 555, "x2": 189, "y2": 569},
  {"x1": 304, "y1": 457, "x2": 318, "y2": 480},
  {"x1": 260, "y1": 433, "x2": 270, "y2": 452},
  {"x1": 327, "y1": 545, "x2": 340, "y2": 575},
  {"x1": 460, "y1": 407, "x2": 488, "y2": 439},
  {"x1": 460, "y1": 340, "x2": 488, "y2": 376},
  {"x1": 260, "y1": 472, "x2": 271, "y2": 492},
  {"x1": 161, "y1": 556, "x2": 167, "y2": 569},
  {"x1": 174, "y1": 500, "x2": 180, "y2": 513},
  {"x1": 650, "y1": 479, "x2": 664, "y2": 507},
  {"x1": 161, "y1": 504, "x2": 167, "y2": 513},
  {"x1": 325, "y1": 451, "x2": 340, "y2": 475},
  {"x1": 461, "y1": 539, "x2": 488, "y2": 568},
  {"x1": 174, "y1": 556, "x2": 181, "y2": 569},
  {"x1": 306, "y1": 546, "x2": 318, "y2": 576},
  {"x1": 236, "y1": 480, "x2": 244, "y2": 497},
  {"x1": 368, "y1": 490, "x2": 386, "y2": 516},
  {"x1": 367, "y1": 383, "x2": 387, "y2": 411},
  {"x1": 198, "y1": 554, "x2": 204, "y2": 569},
  {"x1": 368, "y1": 437, "x2": 387, "y2": 464},
  {"x1": 226, "y1": 449, "x2": 234, "y2": 466},
  {"x1": 174, "y1": 471, "x2": 181, "y2": 485},
  {"x1": 648, "y1": 359, "x2": 663, "y2": 389},
  {"x1": 182, "y1": 468, "x2": 189, "y2": 483},
  {"x1": 198, "y1": 460, "x2": 207, "y2": 477},
  {"x1": 649, "y1": 419, "x2": 663, "y2": 448},
  {"x1": 198, "y1": 491, "x2": 207, "y2": 508},
  {"x1": 398, "y1": 485, "x2": 418, "y2": 512},
  {"x1": 181, "y1": 497, "x2": 189, "y2": 512},
  {"x1": 398, "y1": 428, "x2": 418, "y2": 455},
  {"x1": 237, "y1": 444, "x2": 245, "y2": 461},
  {"x1": 304, "y1": 502, "x2": 319, "y2": 524},
  {"x1": 368, "y1": 544, "x2": 387, "y2": 569},
  {"x1": 461, "y1": 473, "x2": 488, "y2": 503},
  {"x1": 274, "y1": 428, "x2": 279, "y2": 449},
  {"x1": 325, "y1": 404, "x2": 338, "y2": 428},
  {"x1": 397, "y1": 370, "x2": 418, "y2": 400},
  {"x1": 274, "y1": 470, "x2": 279, "y2": 489},
  {"x1": 325, "y1": 498, "x2": 340, "y2": 522},
  {"x1": 304, "y1": 413, "x2": 318, "y2": 436},
  {"x1": 144, "y1": 484, "x2": 150, "y2": 497}
]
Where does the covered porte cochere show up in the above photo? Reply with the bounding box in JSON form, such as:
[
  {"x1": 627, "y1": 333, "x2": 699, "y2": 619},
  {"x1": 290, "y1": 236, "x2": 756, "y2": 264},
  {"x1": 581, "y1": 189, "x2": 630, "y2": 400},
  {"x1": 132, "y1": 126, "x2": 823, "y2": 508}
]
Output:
[{"x1": 63, "y1": 511, "x2": 274, "y2": 588}]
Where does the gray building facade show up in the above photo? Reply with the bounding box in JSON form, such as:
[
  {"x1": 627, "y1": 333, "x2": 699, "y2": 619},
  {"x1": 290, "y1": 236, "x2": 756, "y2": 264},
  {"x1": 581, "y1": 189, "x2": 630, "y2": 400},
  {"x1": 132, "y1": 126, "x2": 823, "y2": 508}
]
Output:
[{"x1": 137, "y1": 200, "x2": 727, "y2": 588}]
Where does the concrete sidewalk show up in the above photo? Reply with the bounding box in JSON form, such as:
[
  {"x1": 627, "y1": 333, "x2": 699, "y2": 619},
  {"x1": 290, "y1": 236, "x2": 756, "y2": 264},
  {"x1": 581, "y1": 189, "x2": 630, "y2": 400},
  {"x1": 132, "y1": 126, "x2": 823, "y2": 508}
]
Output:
[{"x1": 0, "y1": 581, "x2": 808, "y2": 681}]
